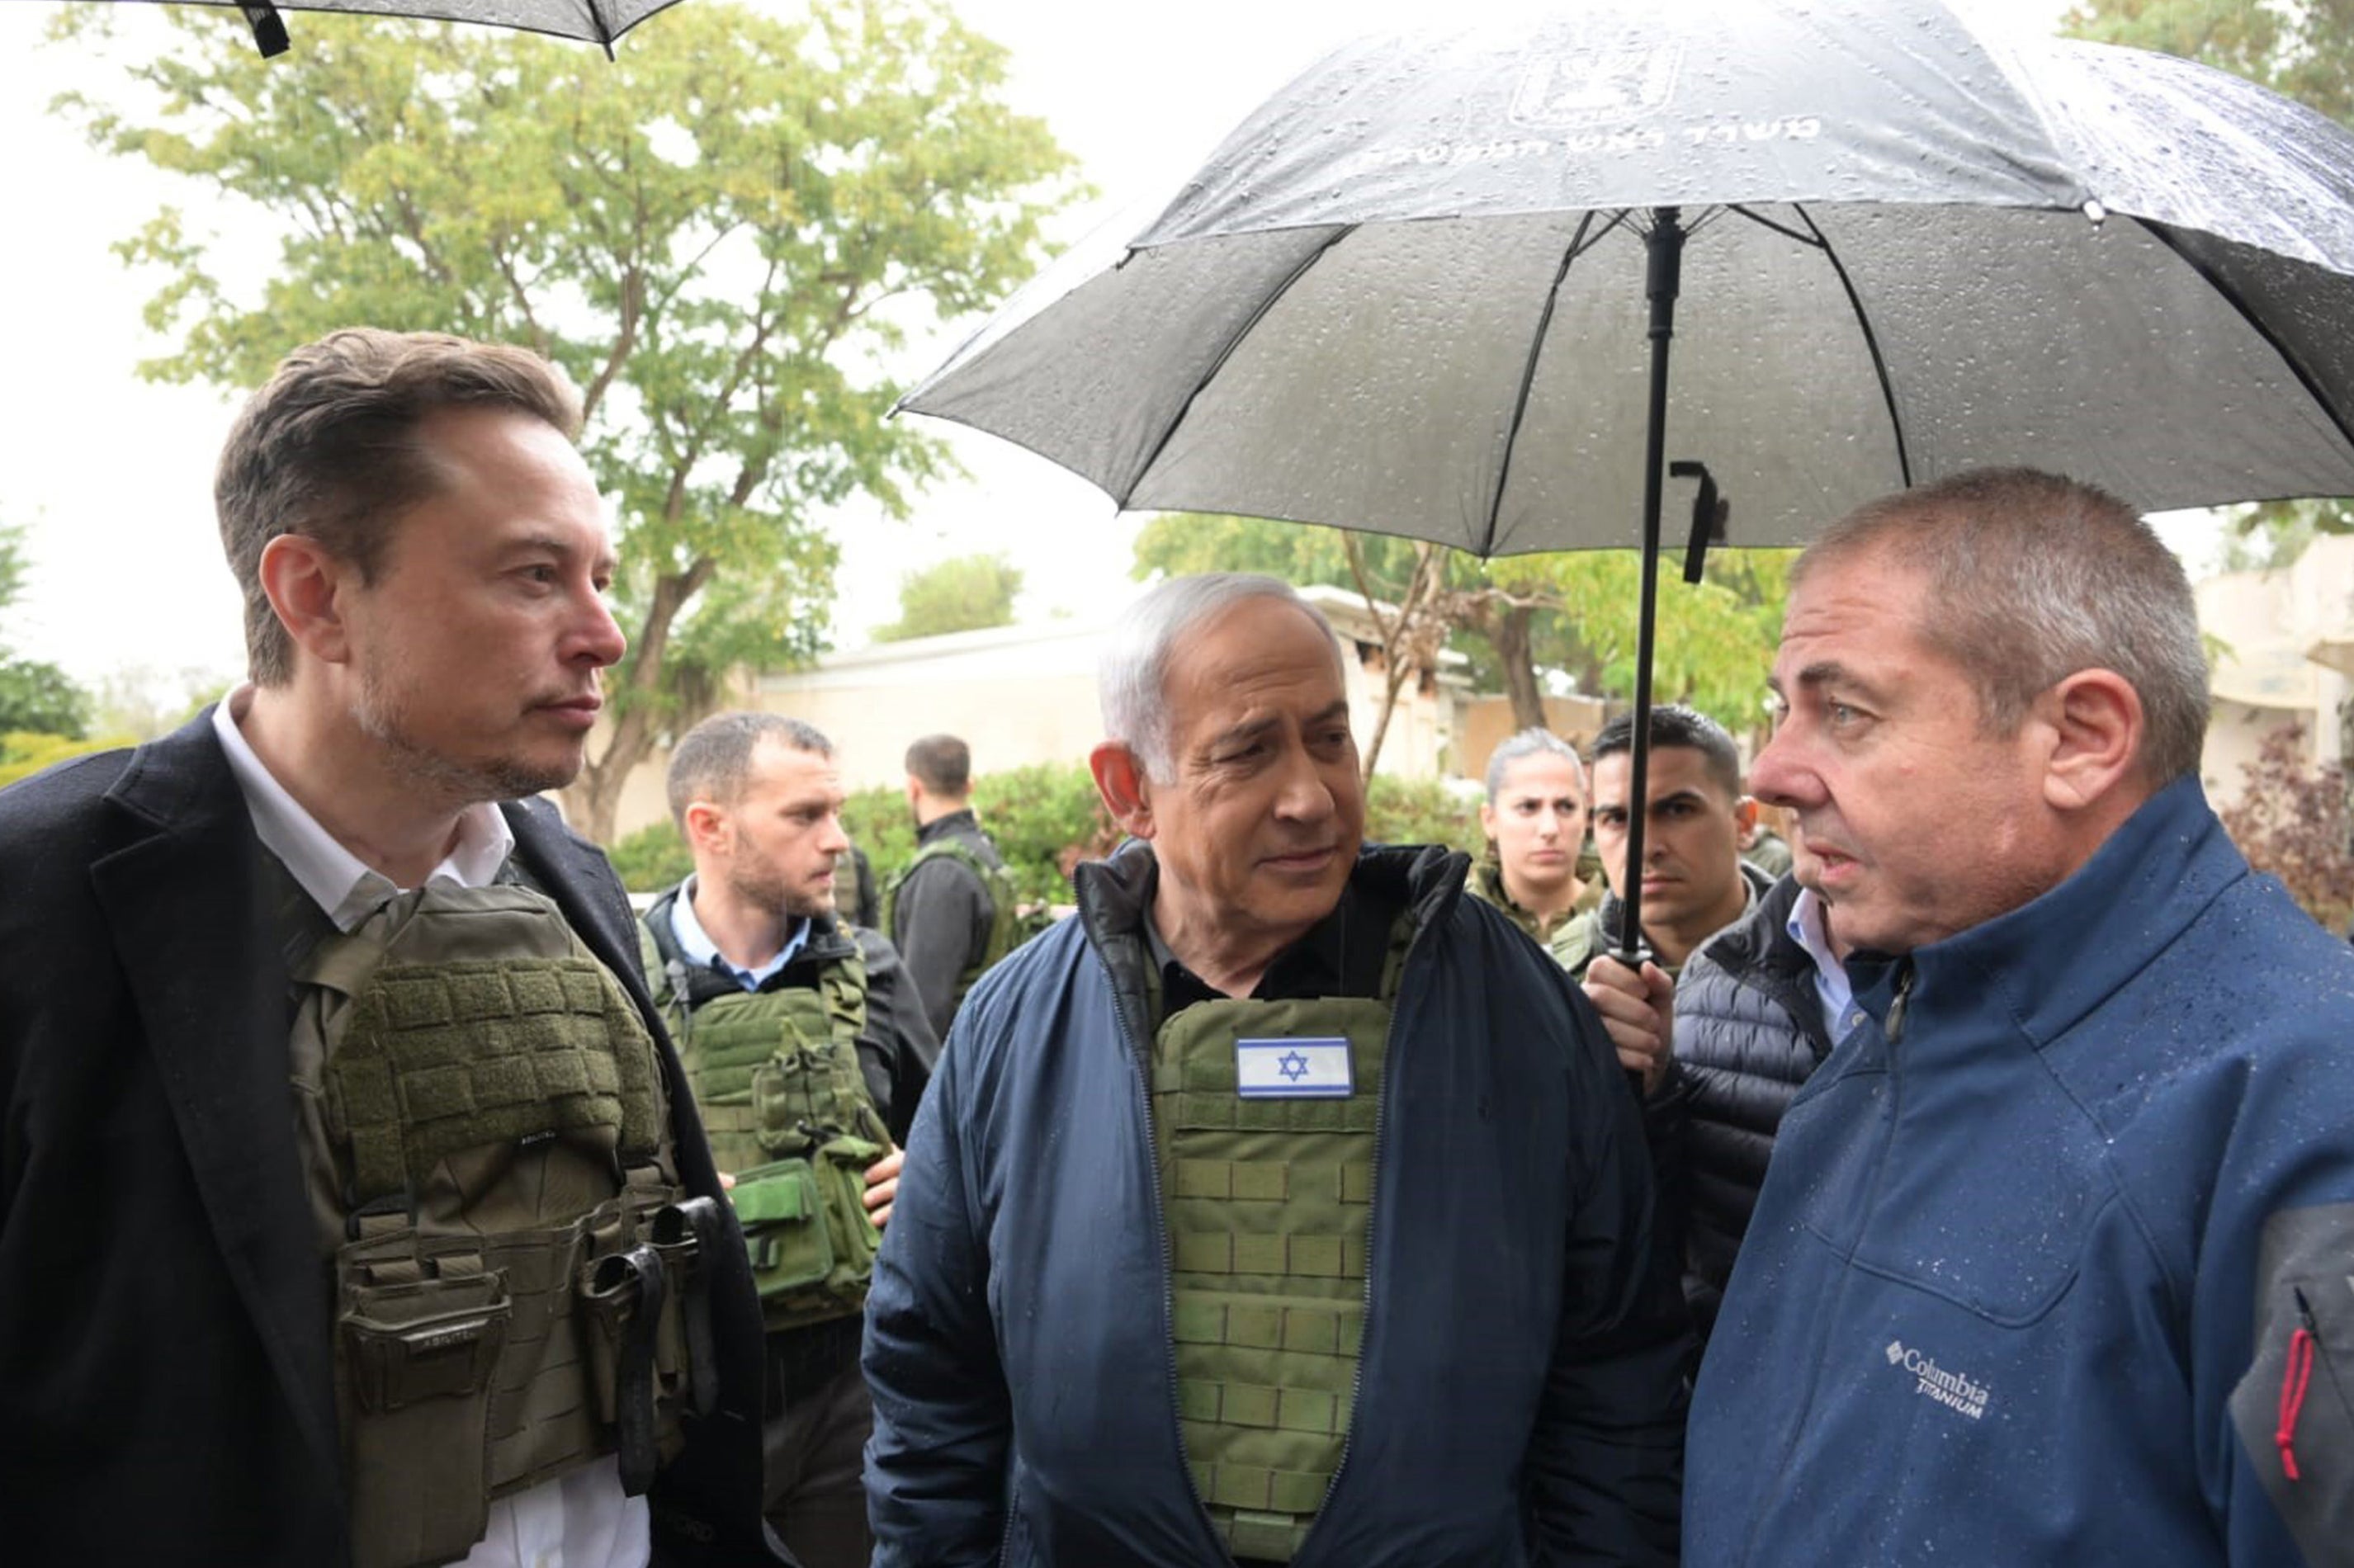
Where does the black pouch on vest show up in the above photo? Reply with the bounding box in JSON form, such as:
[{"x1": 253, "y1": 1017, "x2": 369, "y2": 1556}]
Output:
[{"x1": 337, "y1": 1269, "x2": 511, "y2": 1568}]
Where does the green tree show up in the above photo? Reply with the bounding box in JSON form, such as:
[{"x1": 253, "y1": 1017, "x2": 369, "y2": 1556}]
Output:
[
  {"x1": 2064, "y1": 0, "x2": 2354, "y2": 560},
  {"x1": 0, "y1": 519, "x2": 92, "y2": 739},
  {"x1": 57, "y1": 0, "x2": 1080, "y2": 839},
  {"x1": 872, "y1": 551, "x2": 1023, "y2": 641}
]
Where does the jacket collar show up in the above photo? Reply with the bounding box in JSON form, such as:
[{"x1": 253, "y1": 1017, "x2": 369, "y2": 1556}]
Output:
[{"x1": 1073, "y1": 838, "x2": 1468, "y2": 1023}]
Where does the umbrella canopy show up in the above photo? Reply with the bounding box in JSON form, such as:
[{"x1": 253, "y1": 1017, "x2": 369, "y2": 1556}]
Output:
[
  {"x1": 96, "y1": 0, "x2": 676, "y2": 56},
  {"x1": 900, "y1": 0, "x2": 2354, "y2": 961},
  {"x1": 904, "y1": 0, "x2": 2354, "y2": 555}
]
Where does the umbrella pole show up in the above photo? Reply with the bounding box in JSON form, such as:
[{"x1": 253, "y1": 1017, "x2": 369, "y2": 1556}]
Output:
[{"x1": 1617, "y1": 206, "x2": 1686, "y2": 969}]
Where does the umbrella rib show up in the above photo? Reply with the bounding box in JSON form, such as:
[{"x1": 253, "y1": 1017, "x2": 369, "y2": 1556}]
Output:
[
  {"x1": 1118, "y1": 225, "x2": 1357, "y2": 505},
  {"x1": 1789, "y1": 205, "x2": 1913, "y2": 489},
  {"x1": 2139, "y1": 220, "x2": 2354, "y2": 463},
  {"x1": 1480, "y1": 209, "x2": 1624, "y2": 556}
]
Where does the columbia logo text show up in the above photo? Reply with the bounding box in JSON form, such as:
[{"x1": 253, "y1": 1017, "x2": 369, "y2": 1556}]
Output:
[{"x1": 1883, "y1": 1339, "x2": 1992, "y2": 1421}]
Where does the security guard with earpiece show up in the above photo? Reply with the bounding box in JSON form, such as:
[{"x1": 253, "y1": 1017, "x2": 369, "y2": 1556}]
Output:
[{"x1": 642, "y1": 711, "x2": 936, "y2": 1568}]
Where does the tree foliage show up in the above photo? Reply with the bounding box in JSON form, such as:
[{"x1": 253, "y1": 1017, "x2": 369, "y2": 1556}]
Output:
[
  {"x1": 0, "y1": 520, "x2": 92, "y2": 739},
  {"x1": 2064, "y1": 0, "x2": 2354, "y2": 558},
  {"x1": 55, "y1": 0, "x2": 1080, "y2": 838},
  {"x1": 872, "y1": 551, "x2": 1023, "y2": 642},
  {"x1": 2216, "y1": 722, "x2": 2353, "y2": 932}
]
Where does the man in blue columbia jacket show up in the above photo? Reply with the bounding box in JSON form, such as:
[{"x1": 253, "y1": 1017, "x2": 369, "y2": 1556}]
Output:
[
  {"x1": 864, "y1": 573, "x2": 1688, "y2": 1566},
  {"x1": 1686, "y1": 469, "x2": 2354, "y2": 1565}
]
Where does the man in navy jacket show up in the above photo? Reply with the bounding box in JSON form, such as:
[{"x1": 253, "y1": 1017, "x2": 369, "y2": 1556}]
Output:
[
  {"x1": 864, "y1": 573, "x2": 1688, "y2": 1566},
  {"x1": 1686, "y1": 469, "x2": 2354, "y2": 1565}
]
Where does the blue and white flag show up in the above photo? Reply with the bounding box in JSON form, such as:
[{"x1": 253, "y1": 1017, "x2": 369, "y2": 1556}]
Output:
[{"x1": 1235, "y1": 1037, "x2": 1354, "y2": 1099}]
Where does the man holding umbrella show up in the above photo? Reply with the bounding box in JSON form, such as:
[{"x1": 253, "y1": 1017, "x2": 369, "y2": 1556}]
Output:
[
  {"x1": 1685, "y1": 469, "x2": 2354, "y2": 1564},
  {"x1": 864, "y1": 573, "x2": 1688, "y2": 1566}
]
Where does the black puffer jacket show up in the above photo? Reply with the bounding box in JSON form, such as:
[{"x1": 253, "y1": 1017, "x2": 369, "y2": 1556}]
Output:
[{"x1": 1662, "y1": 873, "x2": 1841, "y2": 1344}]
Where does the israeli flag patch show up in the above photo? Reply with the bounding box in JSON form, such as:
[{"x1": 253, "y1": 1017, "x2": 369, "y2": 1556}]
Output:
[{"x1": 1236, "y1": 1037, "x2": 1354, "y2": 1099}]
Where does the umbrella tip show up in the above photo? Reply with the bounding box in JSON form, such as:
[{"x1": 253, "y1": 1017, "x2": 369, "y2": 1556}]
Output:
[{"x1": 238, "y1": 1, "x2": 290, "y2": 58}]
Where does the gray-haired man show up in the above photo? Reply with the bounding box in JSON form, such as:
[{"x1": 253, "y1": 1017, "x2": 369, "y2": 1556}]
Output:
[{"x1": 864, "y1": 573, "x2": 1687, "y2": 1567}]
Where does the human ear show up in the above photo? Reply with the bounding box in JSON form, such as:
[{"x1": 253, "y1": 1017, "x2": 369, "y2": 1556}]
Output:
[
  {"x1": 2039, "y1": 669, "x2": 2142, "y2": 812},
  {"x1": 682, "y1": 801, "x2": 732, "y2": 858},
  {"x1": 257, "y1": 533, "x2": 354, "y2": 666},
  {"x1": 1089, "y1": 743, "x2": 1156, "y2": 838}
]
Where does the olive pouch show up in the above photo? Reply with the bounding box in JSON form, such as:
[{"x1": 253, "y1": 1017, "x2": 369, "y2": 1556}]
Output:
[
  {"x1": 731, "y1": 1158, "x2": 834, "y2": 1301},
  {"x1": 338, "y1": 1270, "x2": 511, "y2": 1568}
]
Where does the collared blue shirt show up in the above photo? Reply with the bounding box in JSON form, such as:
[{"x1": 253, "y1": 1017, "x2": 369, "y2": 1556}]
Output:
[
  {"x1": 1784, "y1": 885, "x2": 1857, "y2": 1036},
  {"x1": 668, "y1": 876, "x2": 809, "y2": 991}
]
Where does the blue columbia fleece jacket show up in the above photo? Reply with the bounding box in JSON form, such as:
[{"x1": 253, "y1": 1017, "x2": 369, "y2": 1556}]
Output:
[
  {"x1": 1687, "y1": 777, "x2": 2354, "y2": 1565},
  {"x1": 863, "y1": 841, "x2": 1689, "y2": 1566}
]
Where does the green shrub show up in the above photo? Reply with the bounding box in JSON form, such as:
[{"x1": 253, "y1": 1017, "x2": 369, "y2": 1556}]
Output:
[
  {"x1": 1364, "y1": 775, "x2": 1482, "y2": 857},
  {"x1": 622, "y1": 764, "x2": 1485, "y2": 904},
  {"x1": 849, "y1": 762, "x2": 1118, "y2": 909},
  {"x1": 0, "y1": 731, "x2": 127, "y2": 792},
  {"x1": 607, "y1": 819, "x2": 692, "y2": 894}
]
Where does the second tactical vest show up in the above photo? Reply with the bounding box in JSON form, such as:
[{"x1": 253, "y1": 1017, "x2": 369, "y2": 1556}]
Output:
[
  {"x1": 883, "y1": 833, "x2": 1028, "y2": 1009},
  {"x1": 642, "y1": 909, "x2": 891, "y2": 1332},
  {"x1": 292, "y1": 883, "x2": 720, "y2": 1568},
  {"x1": 1149, "y1": 926, "x2": 1407, "y2": 1565}
]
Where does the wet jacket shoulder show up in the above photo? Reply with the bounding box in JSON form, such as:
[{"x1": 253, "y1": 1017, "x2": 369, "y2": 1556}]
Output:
[
  {"x1": 1664, "y1": 873, "x2": 1833, "y2": 1341},
  {"x1": 1686, "y1": 778, "x2": 2354, "y2": 1566},
  {"x1": 866, "y1": 839, "x2": 1689, "y2": 1567}
]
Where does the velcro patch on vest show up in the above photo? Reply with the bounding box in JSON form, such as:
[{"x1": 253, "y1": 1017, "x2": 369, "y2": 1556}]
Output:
[
  {"x1": 329, "y1": 958, "x2": 663, "y2": 1203},
  {"x1": 1235, "y1": 1037, "x2": 1354, "y2": 1099}
]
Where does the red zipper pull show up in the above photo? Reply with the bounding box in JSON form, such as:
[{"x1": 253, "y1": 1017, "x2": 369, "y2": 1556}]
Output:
[{"x1": 2276, "y1": 1287, "x2": 2319, "y2": 1483}]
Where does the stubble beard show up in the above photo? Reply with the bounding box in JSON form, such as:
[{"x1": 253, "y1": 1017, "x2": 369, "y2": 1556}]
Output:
[{"x1": 357, "y1": 655, "x2": 578, "y2": 806}]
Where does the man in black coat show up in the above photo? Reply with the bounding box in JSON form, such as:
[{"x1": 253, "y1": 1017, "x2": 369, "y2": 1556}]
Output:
[{"x1": 0, "y1": 328, "x2": 782, "y2": 1567}]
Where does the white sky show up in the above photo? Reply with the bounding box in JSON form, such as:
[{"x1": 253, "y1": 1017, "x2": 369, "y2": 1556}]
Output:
[{"x1": 2, "y1": 0, "x2": 2113, "y2": 701}]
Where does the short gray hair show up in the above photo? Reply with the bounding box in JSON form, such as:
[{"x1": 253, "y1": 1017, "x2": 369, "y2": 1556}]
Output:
[
  {"x1": 1099, "y1": 574, "x2": 1340, "y2": 782},
  {"x1": 665, "y1": 711, "x2": 832, "y2": 829},
  {"x1": 1483, "y1": 727, "x2": 1584, "y2": 803},
  {"x1": 1798, "y1": 468, "x2": 2208, "y2": 784}
]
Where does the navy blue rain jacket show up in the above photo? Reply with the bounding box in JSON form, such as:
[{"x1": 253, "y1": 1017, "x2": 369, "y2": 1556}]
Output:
[
  {"x1": 863, "y1": 841, "x2": 1689, "y2": 1566},
  {"x1": 1687, "y1": 778, "x2": 2354, "y2": 1564}
]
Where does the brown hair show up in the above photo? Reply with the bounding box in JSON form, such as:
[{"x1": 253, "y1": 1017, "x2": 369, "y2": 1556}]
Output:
[{"x1": 215, "y1": 328, "x2": 583, "y2": 684}]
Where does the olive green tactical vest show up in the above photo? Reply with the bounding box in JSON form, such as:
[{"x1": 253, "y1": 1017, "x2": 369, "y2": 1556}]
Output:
[
  {"x1": 884, "y1": 834, "x2": 1026, "y2": 1009},
  {"x1": 1152, "y1": 985, "x2": 1394, "y2": 1565},
  {"x1": 293, "y1": 883, "x2": 716, "y2": 1568},
  {"x1": 641, "y1": 923, "x2": 891, "y2": 1332}
]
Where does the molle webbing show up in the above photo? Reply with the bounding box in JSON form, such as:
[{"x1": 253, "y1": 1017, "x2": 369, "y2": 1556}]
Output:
[
  {"x1": 295, "y1": 885, "x2": 707, "y2": 1568},
  {"x1": 640, "y1": 922, "x2": 887, "y2": 1329},
  {"x1": 1155, "y1": 993, "x2": 1392, "y2": 1564},
  {"x1": 648, "y1": 941, "x2": 872, "y2": 1174},
  {"x1": 326, "y1": 958, "x2": 664, "y2": 1206}
]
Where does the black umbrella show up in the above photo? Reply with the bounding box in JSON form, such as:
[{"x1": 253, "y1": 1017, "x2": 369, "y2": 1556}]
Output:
[
  {"x1": 94, "y1": 0, "x2": 677, "y2": 57},
  {"x1": 900, "y1": 0, "x2": 2354, "y2": 957}
]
